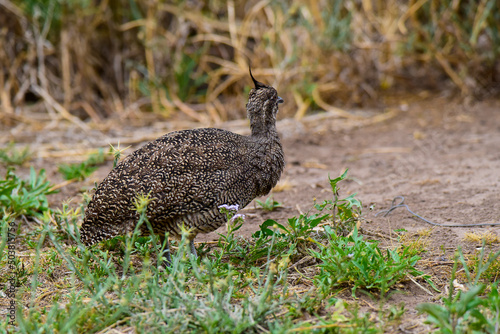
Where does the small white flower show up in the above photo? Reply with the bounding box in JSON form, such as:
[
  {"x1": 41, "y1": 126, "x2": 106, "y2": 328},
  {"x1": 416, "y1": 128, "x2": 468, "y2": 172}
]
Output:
[
  {"x1": 230, "y1": 214, "x2": 245, "y2": 222},
  {"x1": 218, "y1": 204, "x2": 239, "y2": 211},
  {"x1": 347, "y1": 253, "x2": 354, "y2": 258}
]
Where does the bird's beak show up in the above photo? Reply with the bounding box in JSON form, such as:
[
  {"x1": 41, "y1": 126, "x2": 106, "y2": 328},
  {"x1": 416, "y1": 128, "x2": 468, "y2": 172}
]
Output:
[{"x1": 277, "y1": 96, "x2": 284, "y2": 104}]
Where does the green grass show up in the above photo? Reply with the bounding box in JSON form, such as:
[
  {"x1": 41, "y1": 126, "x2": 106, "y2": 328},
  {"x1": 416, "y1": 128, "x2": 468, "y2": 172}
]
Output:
[
  {"x1": 0, "y1": 167, "x2": 56, "y2": 218},
  {"x1": 5, "y1": 167, "x2": 500, "y2": 333},
  {"x1": 314, "y1": 169, "x2": 362, "y2": 236},
  {"x1": 417, "y1": 244, "x2": 500, "y2": 333},
  {"x1": 255, "y1": 195, "x2": 283, "y2": 211},
  {"x1": 0, "y1": 143, "x2": 32, "y2": 166},
  {"x1": 4, "y1": 202, "x2": 299, "y2": 333},
  {"x1": 0, "y1": 169, "x2": 380, "y2": 332},
  {"x1": 58, "y1": 149, "x2": 109, "y2": 181},
  {"x1": 311, "y1": 226, "x2": 433, "y2": 298}
]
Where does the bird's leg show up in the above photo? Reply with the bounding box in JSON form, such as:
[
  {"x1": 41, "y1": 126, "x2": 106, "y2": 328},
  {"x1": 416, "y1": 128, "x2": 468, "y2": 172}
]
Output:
[
  {"x1": 164, "y1": 238, "x2": 172, "y2": 266},
  {"x1": 189, "y1": 239, "x2": 198, "y2": 259},
  {"x1": 159, "y1": 234, "x2": 172, "y2": 267}
]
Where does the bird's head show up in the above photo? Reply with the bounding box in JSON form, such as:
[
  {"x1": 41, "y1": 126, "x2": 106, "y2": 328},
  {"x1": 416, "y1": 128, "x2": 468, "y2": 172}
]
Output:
[{"x1": 246, "y1": 68, "x2": 283, "y2": 136}]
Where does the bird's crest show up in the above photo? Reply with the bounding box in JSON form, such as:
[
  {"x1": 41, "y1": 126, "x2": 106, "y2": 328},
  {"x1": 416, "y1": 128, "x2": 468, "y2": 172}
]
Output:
[{"x1": 249, "y1": 67, "x2": 266, "y2": 89}]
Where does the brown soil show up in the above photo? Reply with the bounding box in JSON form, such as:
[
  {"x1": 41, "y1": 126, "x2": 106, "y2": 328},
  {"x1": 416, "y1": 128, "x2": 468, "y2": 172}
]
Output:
[{"x1": 5, "y1": 95, "x2": 500, "y2": 331}]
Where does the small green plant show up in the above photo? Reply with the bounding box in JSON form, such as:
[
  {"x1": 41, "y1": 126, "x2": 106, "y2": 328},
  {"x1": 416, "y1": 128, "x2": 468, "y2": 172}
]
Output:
[
  {"x1": 5, "y1": 256, "x2": 29, "y2": 287},
  {"x1": 0, "y1": 143, "x2": 32, "y2": 165},
  {"x1": 290, "y1": 297, "x2": 391, "y2": 333},
  {"x1": 479, "y1": 284, "x2": 500, "y2": 333},
  {"x1": 315, "y1": 169, "x2": 362, "y2": 236},
  {"x1": 467, "y1": 253, "x2": 500, "y2": 283},
  {"x1": 58, "y1": 148, "x2": 108, "y2": 181},
  {"x1": 0, "y1": 167, "x2": 55, "y2": 218},
  {"x1": 108, "y1": 142, "x2": 130, "y2": 168},
  {"x1": 311, "y1": 226, "x2": 430, "y2": 297},
  {"x1": 52, "y1": 202, "x2": 82, "y2": 239},
  {"x1": 44, "y1": 249, "x2": 64, "y2": 278},
  {"x1": 207, "y1": 204, "x2": 281, "y2": 270},
  {"x1": 256, "y1": 195, "x2": 283, "y2": 211},
  {"x1": 235, "y1": 213, "x2": 326, "y2": 268},
  {"x1": 418, "y1": 284, "x2": 488, "y2": 334},
  {"x1": 252, "y1": 213, "x2": 328, "y2": 255},
  {"x1": 418, "y1": 244, "x2": 500, "y2": 333},
  {"x1": 244, "y1": 170, "x2": 362, "y2": 265},
  {"x1": 215, "y1": 204, "x2": 245, "y2": 256},
  {"x1": 284, "y1": 213, "x2": 328, "y2": 244}
]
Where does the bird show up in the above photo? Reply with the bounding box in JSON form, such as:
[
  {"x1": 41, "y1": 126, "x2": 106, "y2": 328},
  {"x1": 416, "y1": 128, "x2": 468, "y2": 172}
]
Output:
[{"x1": 79, "y1": 68, "x2": 285, "y2": 263}]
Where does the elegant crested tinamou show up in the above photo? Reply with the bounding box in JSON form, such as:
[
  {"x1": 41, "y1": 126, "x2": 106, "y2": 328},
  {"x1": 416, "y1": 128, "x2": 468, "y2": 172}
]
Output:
[{"x1": 80, "y1": 69, "x2": 285, "y2": 262}]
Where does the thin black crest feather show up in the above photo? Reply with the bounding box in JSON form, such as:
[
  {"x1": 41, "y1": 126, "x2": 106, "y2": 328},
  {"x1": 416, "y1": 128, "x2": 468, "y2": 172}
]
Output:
[{"x1": 249, "y1": 67, "x2": 266, "y2": 89}]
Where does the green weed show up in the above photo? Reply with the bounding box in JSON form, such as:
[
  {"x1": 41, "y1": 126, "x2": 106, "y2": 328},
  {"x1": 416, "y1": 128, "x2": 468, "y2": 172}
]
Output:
[
  {"x1": 249, "y1": 170, "x2": 360, "y2": 262},
  {"x1": 467, "y1": 253, "x2": 500, "y2": 283},
  {"x1": 58, "y1": 148, "x2": 108, "y2": 181},
  {"x1": 108, "y1": 143, "x2": 130, "y2": 168},
  {"x1": 255, "y1": 195, "x2": 283, "y2": 211},
  {"x1": 252, "y1": 213, "x2": 327, "y2": 261},
  {"x1": 0, "y1": 215, "x2": 13, "y2": 262},
  {"x1": 418, "y1": 244, "x2": 500, "y2": 333},
  {"x1": 0, "y1": 143, "x2": 32, "y2": 166},
  {"x1": 287, "y1": 298, "x2": 405, "y2": 333},
  {"x1": 52, "y1": 202, "x2": 82, "y2": 239},
  {"x1": 315, "y1": 169, "x2": 362, "y2": 236},
  {"x1": 311, "y1": 226, "x2": 430, "y2": 297},
  {"x1": 212, "y1": 205, "x2": 246, "y2": 266},
  {"x1": 0, "y1": 167, "x2": 55, "y2": 218}
]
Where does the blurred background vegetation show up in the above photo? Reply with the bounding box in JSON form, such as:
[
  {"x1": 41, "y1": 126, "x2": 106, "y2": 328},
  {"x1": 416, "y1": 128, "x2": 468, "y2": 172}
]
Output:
[{"x1": 0, "y1": 0, "x2": 498, "y2": 125}]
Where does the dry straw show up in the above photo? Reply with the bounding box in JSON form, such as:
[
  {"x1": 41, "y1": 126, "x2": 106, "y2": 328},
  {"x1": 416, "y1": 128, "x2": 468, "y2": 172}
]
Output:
[{"x1": 0, "y1": 0, "x2": 497, "y2": 126}]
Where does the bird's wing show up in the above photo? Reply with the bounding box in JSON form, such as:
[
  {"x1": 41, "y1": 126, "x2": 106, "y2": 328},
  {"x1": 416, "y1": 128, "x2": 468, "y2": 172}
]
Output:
[{"x1": 85, "y1": 129, "x2": 253, "y2": 223}]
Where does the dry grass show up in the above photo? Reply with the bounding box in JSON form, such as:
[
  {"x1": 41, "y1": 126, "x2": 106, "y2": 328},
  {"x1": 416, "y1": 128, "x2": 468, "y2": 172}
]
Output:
[
  {"x1": 0, "y1": 0, "x2": 498, "y2": 127},
  {"x1": 464, "y1": 231, "x2": 500, "y2": 245}
]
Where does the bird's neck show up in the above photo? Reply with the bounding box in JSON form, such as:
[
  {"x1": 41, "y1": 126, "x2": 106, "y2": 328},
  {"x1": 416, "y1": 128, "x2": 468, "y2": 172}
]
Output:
[
  {"x1": 250, "y1": 121, "x2": 279, "y2": 138},
  {"x1": 248, "y1": 106, "x2": 279, "y2": 138},
  {"x1": 250, "y1": 131, "x2": 285, "y2": 197}
]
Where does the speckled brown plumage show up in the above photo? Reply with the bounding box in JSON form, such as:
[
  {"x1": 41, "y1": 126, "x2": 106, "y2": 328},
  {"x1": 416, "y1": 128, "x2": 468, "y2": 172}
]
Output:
[{"x1": 80, "y1": 70, "x2": 284, "y2": 252}]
